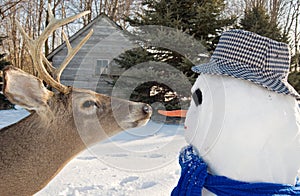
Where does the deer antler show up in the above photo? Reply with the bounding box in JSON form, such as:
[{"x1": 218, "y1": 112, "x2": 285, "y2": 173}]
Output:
[
  {"x1": 16, "y1": 4, "x2": 93, "y2": 94},
  {"x1": 54, "y1": 29, "x2": 93, "y2": 83}
]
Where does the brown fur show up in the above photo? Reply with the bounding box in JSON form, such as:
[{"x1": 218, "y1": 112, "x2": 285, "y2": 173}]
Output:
[{"x1": 0, "y1": 83, "x2": 151, "y2": 196}]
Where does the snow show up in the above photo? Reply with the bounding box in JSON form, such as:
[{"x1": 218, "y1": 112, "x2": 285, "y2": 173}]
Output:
[
  {"x1": 0, "y1": 106, "x2": 29, "y2": 129},
  {"x1": 0, "y1": 107, "x2": 187, "y2": 196}
]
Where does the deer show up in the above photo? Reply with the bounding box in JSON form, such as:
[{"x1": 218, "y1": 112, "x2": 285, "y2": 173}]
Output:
[{"x1": 0, "y1": 5, "x2": 152, "y2": 196}]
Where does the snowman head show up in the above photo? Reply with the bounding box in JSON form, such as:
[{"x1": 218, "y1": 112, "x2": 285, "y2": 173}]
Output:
[
  {"x1": 192, "y1": 29, "x2": 299, "y2": 98},
  {"x1": 185, "y1": 29, "x2": 300, "y2": 184}
]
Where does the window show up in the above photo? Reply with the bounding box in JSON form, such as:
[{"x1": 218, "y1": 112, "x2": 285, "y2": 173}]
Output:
[{"x1": 95, "y1": 59, "x2": 109, "y2": 75}]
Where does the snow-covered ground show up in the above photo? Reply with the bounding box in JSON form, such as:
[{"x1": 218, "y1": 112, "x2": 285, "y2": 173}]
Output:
[{"x1": 0, "y1": 107, "x2": 187, "y2": 196}]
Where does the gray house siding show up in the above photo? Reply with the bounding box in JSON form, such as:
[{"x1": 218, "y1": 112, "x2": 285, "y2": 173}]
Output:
[{"x1": 48, "y1": 15, "x2": 136, "y2": 95}]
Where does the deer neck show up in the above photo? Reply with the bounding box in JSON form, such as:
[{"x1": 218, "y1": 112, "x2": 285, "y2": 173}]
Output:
[{"x1": 0, "y1": 104, "x2": 87, "y2": 195}]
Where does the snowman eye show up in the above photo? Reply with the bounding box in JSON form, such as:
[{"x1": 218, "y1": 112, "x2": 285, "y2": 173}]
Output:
[{"x1": 192, "y1": 88, "x2": 202, "y2": 106}]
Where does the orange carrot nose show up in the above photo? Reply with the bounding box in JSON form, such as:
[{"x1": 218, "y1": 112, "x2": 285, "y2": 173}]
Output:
[{"x1": 158, "y1": 110, "x2": 188, "y2": 117}]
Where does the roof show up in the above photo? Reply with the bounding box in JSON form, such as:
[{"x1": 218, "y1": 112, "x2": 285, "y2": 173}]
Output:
[{"x1": 47, "y1": 14, "x2": 130, "y2": 60}]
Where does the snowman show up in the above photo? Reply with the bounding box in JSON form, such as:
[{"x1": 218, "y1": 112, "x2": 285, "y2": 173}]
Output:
[{"x1": 171, "y1": 29, "x2": 300, "y2": 195}]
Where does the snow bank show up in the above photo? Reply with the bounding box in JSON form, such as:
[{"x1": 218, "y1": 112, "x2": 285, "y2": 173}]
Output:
[{"x1": 0, "y1": 108, "x2": 186, "y2": 196}]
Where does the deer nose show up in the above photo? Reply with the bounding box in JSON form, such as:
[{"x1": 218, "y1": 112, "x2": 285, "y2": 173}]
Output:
[{"x1": 143, "y1": 104, "x2": 152, "y2": 115}]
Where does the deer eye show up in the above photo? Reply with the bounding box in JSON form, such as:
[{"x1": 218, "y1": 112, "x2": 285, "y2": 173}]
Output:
[{"x1": 82, "y1": 100, "x2": 97, "y2": 108}]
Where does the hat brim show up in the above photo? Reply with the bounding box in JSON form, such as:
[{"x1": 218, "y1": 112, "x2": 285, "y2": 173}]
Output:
[{"x1": 192, "y1": 59, "x2": 300, "y2": 99}]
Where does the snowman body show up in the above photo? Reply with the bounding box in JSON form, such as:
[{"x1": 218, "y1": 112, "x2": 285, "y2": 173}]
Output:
[{"x1": 185, "y1": 74, "x2": 300, "y2": 195}]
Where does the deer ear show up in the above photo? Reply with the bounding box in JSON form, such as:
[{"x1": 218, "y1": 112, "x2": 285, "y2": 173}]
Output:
[{"x1": 3, "y1": 66, "x2": 54, "y2": 111}]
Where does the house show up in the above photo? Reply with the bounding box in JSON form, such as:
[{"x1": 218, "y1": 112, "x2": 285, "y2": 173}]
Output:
[{"x1": 47, "y1": 14, "x2": 137, "y2": 95}]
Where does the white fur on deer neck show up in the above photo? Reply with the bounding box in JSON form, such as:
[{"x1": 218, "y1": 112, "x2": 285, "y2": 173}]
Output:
[{"x1": 185, "y1": 74, "x2": 300, "y2": 185}]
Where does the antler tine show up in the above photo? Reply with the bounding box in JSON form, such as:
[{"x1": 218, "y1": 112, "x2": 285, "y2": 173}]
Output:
[
  {"x1": 42, "y1": 4, "x2": 90, "y2": 42},
  {"x1": 16, "y1": 20, "x2": 62, "y2": 92},
  {"x1": 54, "y1": 29, "x2": 93, "y2": 83},
  {"x1": 42, "y1": 55, "x2": 56, "y2": 73},
  {"x1": 17, "y1": 4, "x2": 90, "y2": 94}
]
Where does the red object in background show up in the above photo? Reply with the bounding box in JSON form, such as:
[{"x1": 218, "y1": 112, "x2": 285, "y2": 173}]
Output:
[{"x1": 158, "y1": 110, "x2": 187, "y2": 117}]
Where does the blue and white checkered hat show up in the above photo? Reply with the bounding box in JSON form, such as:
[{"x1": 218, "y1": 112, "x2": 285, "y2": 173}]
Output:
[{"x1": 192, "y1": 29, "x2": 300, "y2": 98}]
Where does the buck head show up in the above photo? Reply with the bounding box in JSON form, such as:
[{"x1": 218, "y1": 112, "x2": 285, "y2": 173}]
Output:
[
  {"x1": 2, "y1": 5, "x2": 152, "y2": 146},
  {"x1": 3, "y1": 66, "x2": 151, "y2": 145}
]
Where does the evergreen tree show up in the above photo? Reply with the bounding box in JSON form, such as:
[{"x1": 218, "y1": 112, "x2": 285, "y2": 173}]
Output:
[
  {"x1": 121, "y1": 0, "x2": 236, "y2": 76},
  {"x1": 288, "y1": 71, "x2": 300, "y2": 94},
  {"x1": 129, "y1": 0, "x2": 236, "y2": 51},
  {"x1": 115, "y1": 0, "x2": 235, "y2": 115},
  {"x1": 240, "y1": 6, "x2": 288, "y2": 43},
  {"x1": 291, "y1": 53, "x2": 300, "y2": 72}
]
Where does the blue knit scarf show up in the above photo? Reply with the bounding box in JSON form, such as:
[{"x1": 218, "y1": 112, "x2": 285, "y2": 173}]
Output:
[{"x1": 171, "y1": 145, "x2": 300, "y2": 196}]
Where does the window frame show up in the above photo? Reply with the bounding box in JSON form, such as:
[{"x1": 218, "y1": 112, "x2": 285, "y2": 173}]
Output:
[{"x1": 95, "y1": 59, "x2": 109, "y2": 76}]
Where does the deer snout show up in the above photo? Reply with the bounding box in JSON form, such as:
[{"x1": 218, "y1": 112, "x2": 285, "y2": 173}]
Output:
[
  {"x1": 130, "y1": 103, "x2": 152, "y2": 117},
  {"x1": 125, "y1": 102, "x2": 152, "y2": 128},
  {"x1": 142, "y1": 104, "x2": 152, "y2": 115}
]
